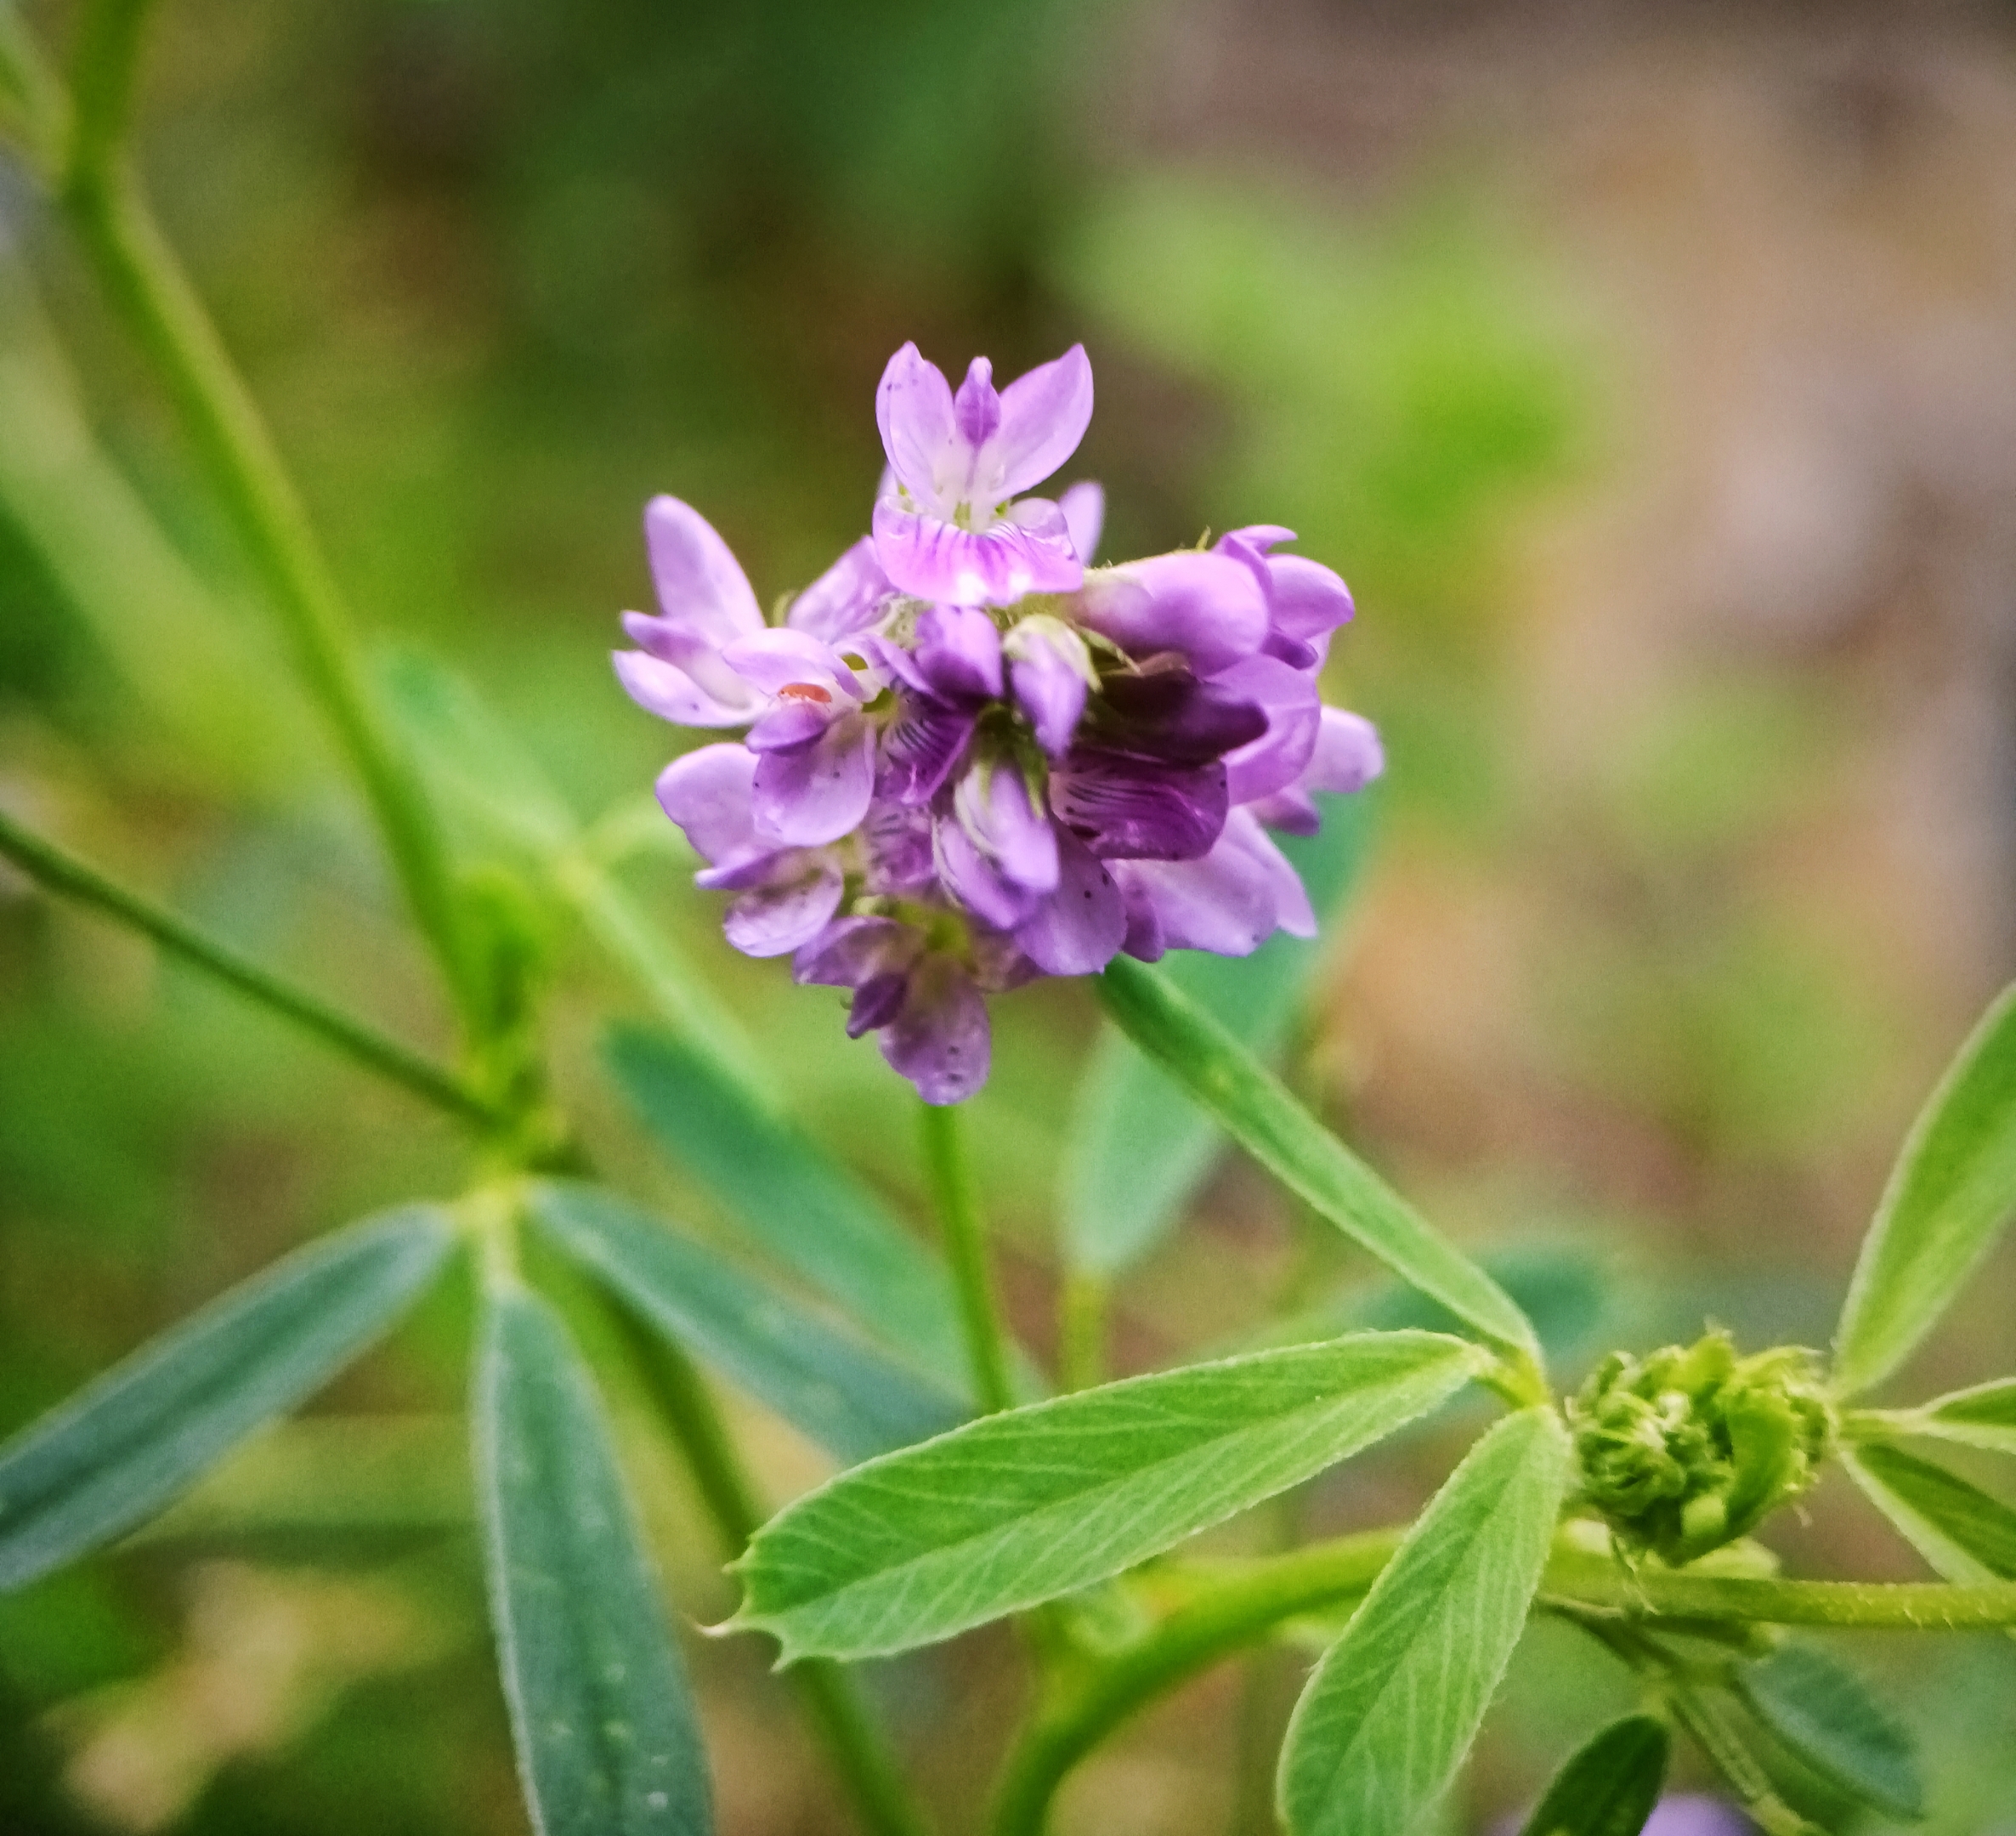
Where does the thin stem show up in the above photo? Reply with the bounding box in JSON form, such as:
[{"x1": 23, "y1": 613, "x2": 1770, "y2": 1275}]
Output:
[
  {"x1": 1057, "y1": 1270, "x2": 1107, "y2": 1394},
  {"x1": 919, "y1": 1100, "x2": 1015, "y2": 1415},
  {"x1": 1543, "y1": 1557, "x2": 2016, "y2": 1630},
  {"x1": 0, "y1": 3, "x2": 67, "y2": 175},
  {"x1": 991, "y1": 1531, "x2": 1402, "y2": 1836},
  {"x1": 48, "y1": 8, "x2": 479, "y2": 1032},
  {"x1": 614, "y1": 1309, "x2": 936, "y2": 1836},
  {"x1": 0, "y1": 805, "x2": 508, "y2": 1129}
]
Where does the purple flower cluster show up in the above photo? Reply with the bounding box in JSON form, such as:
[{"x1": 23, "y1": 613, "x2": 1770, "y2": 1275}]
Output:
[{"x1": 616, "y1": 343, "x2": 1382, "y2": 1103}]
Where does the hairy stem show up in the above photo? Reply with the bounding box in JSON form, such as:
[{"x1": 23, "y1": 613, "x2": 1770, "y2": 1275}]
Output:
[
  {"x1": 615, "y1": 1310, "x2": 937, "y2": 1836},
  {"x1": 920, "y1": 1100, "x2": 1016, "y2": 1414},
  {"x1": 0, "y1": 805, "x2": 507, "y2": 1129},
  {"x1": 49, "y1": 3, "x2": 479, "y2": 1032},
  {"x1": 988, "y1": 1527, "x2": 2016, "y2": 1836}
]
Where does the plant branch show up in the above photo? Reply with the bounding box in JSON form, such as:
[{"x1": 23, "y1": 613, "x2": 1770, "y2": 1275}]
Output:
[
  {"x1": 614, "y1": 1308, "x2": 937, "y2": 1836},
  {"x1": 919, "y1": 1100, "x2": 1016, "y2": 1414},
  {"x1": 42, "y1": 3, "x2": 479, "y2": 1034},
  {"x1": 0, "y1": 805, "x2": 507, "y2": 1130},
  {"x1": 0, "y1": 2, "x2": 67, "y2": 175}
]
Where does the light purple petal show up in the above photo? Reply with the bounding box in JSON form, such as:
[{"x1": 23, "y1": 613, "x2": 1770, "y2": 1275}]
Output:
[
  {"x1": 875, "y1": 343, "x2": 961, "y2": 506},
  {"x1": 871, "y1": 496, "x2": 1082, "y2": 604},
  {"x1": 1220, "y1": 808, "x2": 1314, "y2": 937},
  {"x1": 1050, "y1": 752, "x2": 1229, "y2": 861},
  {"x1": 654, "y1": 743, "x2": 762, "y2": 868},
  {"x1": 722, "y1": 860, "x2": 845, "y2": 957},
  {"x1": 1073, "y1": 552, "x2": 1268, "y2": 674},
  {"x1": 1118, "y1": 875, "x2": 1167, "y2": 961},
  {"x1": 722, "y1": 628, "x2": 863, "y2": 700},
  {"x1": 857, "y1": 632, "x2": 933, "y2": 695},
  {"x1": 1304, "y1": 707, "x2": 1385, "y2": 794},
  {"x1": 877, "y1": 697, "x2": 975, "y2": 806},
  {"x1": 1111, "y1": 824, "x2": 1280, "y2": 957},
  {"x1": 614, "y1": 650, "x2": 755, "y2": 728},
  {"x1": 860, "y1": 800, "x2": 937, "y2": 893},
  {"x1": 1247, "y1": 785, "x2": 1321, "y2": 836},
  {"x1": 977, "y1": 344, "x2": 1094, "y2": 501},
  {"x1": 882, "y1": 956, "x2": 991, "y2": 1105},
  {"x1": 1215, "y1": 653, "x2": 1322, "y2": 804},
  {"x1": 745, "y1": 699, "x2": 835, "y2": 752},
  {"x1": 750, "y1": 713, "x2": 875, "y2": 846},
  {"x1": 1263, "y1": 553, "x2": 1354, "y2": 642},
  {"x1": 954, "y1": 765, "x2": 1059, "y2": 893},
  {"x1": 643, "y1": 496, "x2": 765, "y2": 646},
  {"x1": 1059, "y1": 479, "x2": 1105, "y2": 564},
  {"x1": 787, "y1": 537, "x2": 893, "y2": 642},
  {"x1": 932, "y1": 812, "x2": 1041, "y2": 930},
  {"x1": 1014, "y1": 826, "x2": 1126, "y2": 975},
  {"x1": 1010, "y1": 643, "x2": 1090, "y2": 758},
  {"x1": 915, "y1": 604, "x2": 1005, "y2": 700}
]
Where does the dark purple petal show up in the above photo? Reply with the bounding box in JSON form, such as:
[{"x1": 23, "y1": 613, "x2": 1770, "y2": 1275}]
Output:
[
  {"x1": 643, "y1": 496, "x2": 765, "y2": 647},
  {"x1": 860, "y1": 799, "x2": 937, "y2": 893},
  {"x1": 787, "y1": 536, "x2": 894, "y2": 642},
  {"x1": 1118, "y1": 875, "x2": 1167, "y2": 961},
  {"x1": 794, "y1": 914, "x2": 920, "y2": 988},
  {"x1": 1304, "y1": 707, "x2": 1385, "y2": 793},
  {"x1": 722, "y1": 861, "x2": 845, "y2": 958},
  {"x1": 881, "y1": 956, "x2": 991, "y2": 1106},
  {"x1": 875, "y1": 343, "x2": 960, "y2": 505},
  {"x1": 1050, "y1": 751, "x2": 1228, "y2": 861},
  {"x1": 1073, "y1": 551, "x2": 1267, "y2": 674},
  {"x1": 1215, "y1": 654, "x2": 1322, "y2": 804},
  {"x1": 979, "y1": 344, "x2": 1094, "y2": 501},
  {"x1": 932, "y1": 812, "x2": 1042, "y2": 930},
  {"x1": 915, "y1": 604, "x2": 1004, "y2": 700},
  {"x1": 954, "y1": 765, "x2": 1059, "y2": 893},
  {"x1": 877, "y1": 696, "x2": 975, "y2": 806},
  {"x1": 848, "y1": 972, "x2": 911, "y2": 1037},
  {"x1": 654, "y1": 743, "x2": 762, "y2": 869},
  {"x1": 1260, "y1": 629, "x2": 1322, "y2": 671},
  {"x1": 953, "y1": 356, "x2": 1002, "y2": 449},
  {"x1": 751, "y1": 712, "x2": 875, "y2": 846},
  {"x1": 1013, "y1": 827, "x2": 1126, "y2": 975},
  {"x1": 871, "y1": 496, "x2": 1082, "y2": 604},
  {"x1": 1084, "y1": 669, "x2": 1269, "y2": 766},
  {"x1": 614, "y1": 650, "x2": 755, "y2": 728},
  {"x1": 1058, "y1": 479, "x2": 1104, "y2": 564}
]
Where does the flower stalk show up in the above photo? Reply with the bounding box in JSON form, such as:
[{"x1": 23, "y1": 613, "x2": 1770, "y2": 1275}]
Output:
[{"x1": 919, "y1": 1099, "x2": 1017, "y2": 1414}]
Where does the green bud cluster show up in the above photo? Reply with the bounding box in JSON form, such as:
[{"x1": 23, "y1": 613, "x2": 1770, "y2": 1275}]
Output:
[{"x1": 1567, "y1": 1331, "x2": 1834, "y2": 1566}]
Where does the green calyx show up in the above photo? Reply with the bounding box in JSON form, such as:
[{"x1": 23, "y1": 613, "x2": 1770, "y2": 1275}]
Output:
[{"x1": 1568, "y1": 1332, "x2": 1835, "y2": 1566}]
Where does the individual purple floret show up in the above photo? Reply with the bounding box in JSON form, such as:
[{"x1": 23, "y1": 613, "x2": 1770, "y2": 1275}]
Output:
[{"x1": 614, "y1": 342, "x2": 1383, "y2": 1103}]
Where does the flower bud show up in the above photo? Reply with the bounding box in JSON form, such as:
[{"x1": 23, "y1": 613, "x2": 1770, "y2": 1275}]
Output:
[{"x1": 1568, "y1": 1332, "x2": 1834, "y2": 1566}]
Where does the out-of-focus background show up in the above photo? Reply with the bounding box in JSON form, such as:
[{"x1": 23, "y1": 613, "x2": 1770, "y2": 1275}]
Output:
[{"x1": 3, "y1": 1, "x2": 2014, "y2": 1831}]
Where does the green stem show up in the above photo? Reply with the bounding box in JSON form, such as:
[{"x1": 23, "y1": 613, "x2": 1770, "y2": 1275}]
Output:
[
  {"x1": 0, "y1": 805, "x2": 507, "y2": 1130},
  {"x1": 919, "y1": 1100, "x2": 1015, "y2": 1415},
  {"x1": 1668, "y1": 1689, "x2": 1815, "y2": 1836},
  {"x1": 0, "y1": 3, "x2": 67, "y2": 174},
  {"x1": 988, "y1": 1527, "x2": 2016, "y2": 1836},
  {"x1": 1057, "y1": 1269, "x2": 1107, "y2": 1394},
  {"x1": 991, "y1": 1531, "x2": 1401, "y2": 1836},
  {"x1": 49, "y1": 8, "x2": 478, "y2": 1032},
  {"x1": 615, "y1": 1312, "x2": 936, "y2": 1836}
]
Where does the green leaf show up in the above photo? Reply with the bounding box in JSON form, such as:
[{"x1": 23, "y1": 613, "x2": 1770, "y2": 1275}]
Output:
[
  {"x1": 526, "y1": 1182, "x2": 966, "y2": 1467},
  {"x1": 603, "y1": 1023, "x2": 975, "y2": 1397},
  {"x1": 1736, "y1": 1643, "x2": 1923, "y2": 1821},
  {"x1": 0, "y1": 1206, "x2": 456, "y2": 1590},
  {"x1": 1834, "y1": 983, "x2": 2016, "y2": 1397},
  {"x1": 1277, "y1": 1406, "x2": 1571, "y2": 1836},
  {"x1": 1843, "y1": 1442, "x2": 2016, "y2": 1583},
  {"x1": 1917, "y1": 1376, "x2": 2016, "y2": 1456},
  {"x1": 1518, "y1": 1714, "x2": 1669, "y2": 1836},
  {"x1": 730, "y1": 1331, "x2": 1484, "y2": 1663},
  {"x1": 1062, "y1": 795, "x2": 1373, "y2": 1275},
  {"x1": 474, "y1": 1280, "x2": 711, "y2": 1836},
  {"x1": 1095, "y1": 956, "x2": 1540, "y2": 1361}
]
